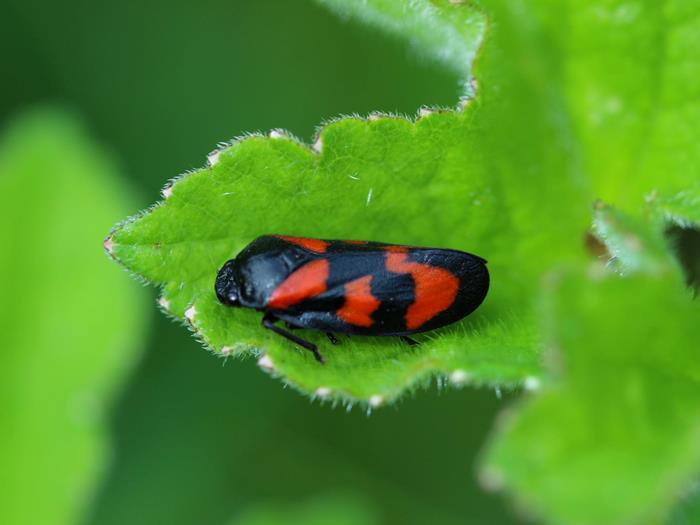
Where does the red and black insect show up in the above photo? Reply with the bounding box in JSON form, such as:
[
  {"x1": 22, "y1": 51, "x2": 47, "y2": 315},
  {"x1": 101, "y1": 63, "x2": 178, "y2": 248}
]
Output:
[{"x1": 215, "y1": 235, "x2": 489, "y2": 363}]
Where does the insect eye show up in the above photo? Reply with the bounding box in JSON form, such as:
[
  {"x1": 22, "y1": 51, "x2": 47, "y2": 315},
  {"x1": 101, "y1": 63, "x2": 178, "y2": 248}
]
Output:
[
  {"x1": 216, "y1": 285, "x2": 239, "y2": 306},
  {"x1": 215, "y1": 260, "x2": 241, "y2": 306}
]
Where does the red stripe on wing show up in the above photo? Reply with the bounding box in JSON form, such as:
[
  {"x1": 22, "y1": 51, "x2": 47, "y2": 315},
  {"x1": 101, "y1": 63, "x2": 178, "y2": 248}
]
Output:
[
  {"x1": 267, "y1": 259, "x2": 330, "y2": 309},
  {"x1": 275, "y1": 235, "x2": 329, "y2": 253},
  {"x1": 336, "y1": 275, "x2": 380, "y2": 327},
  {"x1": 385, "y1": 250, "x2": 459, "y2": 330}
]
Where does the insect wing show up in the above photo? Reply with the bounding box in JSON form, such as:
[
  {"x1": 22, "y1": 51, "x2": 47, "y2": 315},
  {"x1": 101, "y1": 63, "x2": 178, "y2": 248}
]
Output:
[{"x1": 263, "y1": 241, "x2": 488, "y2": 335}]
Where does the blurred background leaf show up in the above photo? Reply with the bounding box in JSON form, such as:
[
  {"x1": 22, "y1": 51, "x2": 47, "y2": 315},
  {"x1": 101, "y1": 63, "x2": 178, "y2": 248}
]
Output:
[
  {"x1": 502, "y1": 0, "x2": 700, "y2": 207},
  {"x1": 0, "y1": 110, "x2": 147, "y2": 525},
  {"x1": 483, "y1": 270, "x2": 700, "y2": 525},
  {"x1": 473, "y1": 1, "x2": 700, "y2": 523}
]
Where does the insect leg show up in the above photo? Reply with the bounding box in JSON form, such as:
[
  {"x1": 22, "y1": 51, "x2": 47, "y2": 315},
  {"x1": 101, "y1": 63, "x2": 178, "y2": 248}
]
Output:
[
  {"x1": 325, "y1": 332, "x2": 339, "y2": 345},
  {"x1": 262, "y1": 313, "x2": 325, "y2": 364},
  {"x1": 400, "y1": 335, "x2": 419, "y2": 346}
]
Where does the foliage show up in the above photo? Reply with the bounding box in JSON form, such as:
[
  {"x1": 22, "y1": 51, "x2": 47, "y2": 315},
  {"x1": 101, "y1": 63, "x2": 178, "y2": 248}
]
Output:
[
  {"x1": 107, "y1": 0, "x2": 548, "y2": 405},
  {"x1": 471, "y1": 0, "x2": 700, "y2": 520},
  {"x1": 102, "y1": 1, "x2": 700, "y2": 523},
  {"x1": 482, "y1": 268, "x2": 700, "y2": 525},
  {"x1": 0, "y1": 110, "x2": 147, "y2": 524}
]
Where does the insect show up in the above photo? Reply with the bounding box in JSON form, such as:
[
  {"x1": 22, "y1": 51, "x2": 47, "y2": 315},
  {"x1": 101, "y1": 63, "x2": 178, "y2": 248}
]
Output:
[{"x1": 215, "y1": 235, "x2": 489, "y2": 363}]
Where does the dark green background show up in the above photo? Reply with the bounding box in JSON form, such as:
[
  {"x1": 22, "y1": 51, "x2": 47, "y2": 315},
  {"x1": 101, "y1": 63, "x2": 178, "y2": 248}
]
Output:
[{"x1": 2, "y1": 1, "x2": 520, "y2": 523}]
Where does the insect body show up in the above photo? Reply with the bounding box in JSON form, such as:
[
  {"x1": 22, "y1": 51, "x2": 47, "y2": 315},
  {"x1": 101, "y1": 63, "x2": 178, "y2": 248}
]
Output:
[{"x1": 215, "y1": 235, "x2": 489, "y2": 363}]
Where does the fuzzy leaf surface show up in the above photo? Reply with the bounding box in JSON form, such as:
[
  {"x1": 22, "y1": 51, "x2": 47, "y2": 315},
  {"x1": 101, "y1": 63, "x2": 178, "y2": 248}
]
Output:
[{"x1": 107, "y1": 0, "x2": 581, "y2": 404}]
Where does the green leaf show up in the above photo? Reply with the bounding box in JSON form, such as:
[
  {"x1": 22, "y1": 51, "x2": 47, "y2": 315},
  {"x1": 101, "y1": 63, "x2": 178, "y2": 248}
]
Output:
[
  {"x1": 109, "y1": 110, "x2": 542, "y2": 404},
  {"x1": 472, "y1": 4, "x2": 700, "y2": 518},
  {"x1": 228, "y1": 494, "x2": 378, "y2": 525},
  {"x1": 481, "y1": 271, "x2": 700, "y2": 525},
  {"x1": 108, "y1": 0, "x2": 572, "y2": 405},
  {"x1": 520, "y1": 1, "x2": 700, "y2": 207},
  {"x1": 482, "y1": 192, "x2": 700, "y2": 525},
  {"x1": 0, "y1": 110, "x2": 148, "y2": 525}
]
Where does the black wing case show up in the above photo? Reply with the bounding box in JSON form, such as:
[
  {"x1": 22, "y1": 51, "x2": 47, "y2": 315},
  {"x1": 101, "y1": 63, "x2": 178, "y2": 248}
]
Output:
[{"x1": 268, "y1": 241, "x2": 489, "y2": 336}]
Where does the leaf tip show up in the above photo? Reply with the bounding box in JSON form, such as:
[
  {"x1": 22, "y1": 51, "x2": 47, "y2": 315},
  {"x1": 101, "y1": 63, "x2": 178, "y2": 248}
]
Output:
[
  {"x1": 450, "y1": 369, "x2": 471, "y2": 386},
  {"x1": 312, "y1": 135, "x2": 323, "y2": 154},
  {"x1": 157, "y1": 296, "x2": 170, "y2": 311},
  {"x1": 161, "y1": 184, "x2": 173, "y2": 200},
  {"x1": 314, "y1": 386, "x2": 332, "y2": 398},
  {"x1": 184, "y1": 305, "x2": 197, "y2": 322},
  {"x1": 368, "y1": 394, "x2": 384, "y2": 408},
  {"x1": 207, "y1": 148, "x2": 222, "y2": 167},
  {"x1": 103, "y1": 234, "x2": 114, "y2": 255},
  {"x1": 257, "y1": 353, "x2": 275, "y2": 371}
]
